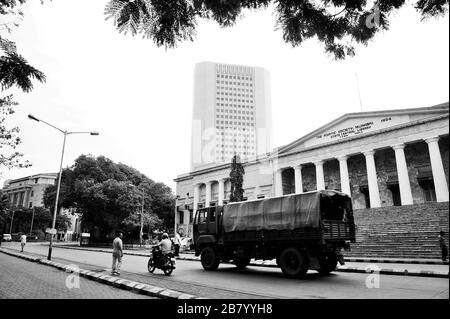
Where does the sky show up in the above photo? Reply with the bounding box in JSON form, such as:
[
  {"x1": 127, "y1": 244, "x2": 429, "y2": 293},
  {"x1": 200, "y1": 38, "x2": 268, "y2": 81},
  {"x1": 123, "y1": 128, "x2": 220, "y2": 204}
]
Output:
[{"x1": 1, "y1": 0, "x2": 449, "y2": 192}]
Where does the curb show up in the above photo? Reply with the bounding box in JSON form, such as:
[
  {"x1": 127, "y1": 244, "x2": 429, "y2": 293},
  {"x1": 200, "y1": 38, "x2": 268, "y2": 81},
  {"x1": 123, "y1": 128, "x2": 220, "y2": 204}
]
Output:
[
  {"x1": 344, "y1": 258, "x2": 448, "y2": 265},
  {"x1": 50, "y1": 245, "x2": 449, "y2": 278},
  {"x1": 0, "y1": 248, "x2": 199, "y2": 299}
]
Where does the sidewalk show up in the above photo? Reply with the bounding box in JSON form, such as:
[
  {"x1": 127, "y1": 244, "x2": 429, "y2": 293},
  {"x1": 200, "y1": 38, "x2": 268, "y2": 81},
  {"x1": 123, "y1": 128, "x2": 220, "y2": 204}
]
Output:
[
  {"x1": 0, "y1": 247, "x2": 200, "y2": 299},
  {"x1": 52, "y1": 243, "x2": 449, "y2": 278}
]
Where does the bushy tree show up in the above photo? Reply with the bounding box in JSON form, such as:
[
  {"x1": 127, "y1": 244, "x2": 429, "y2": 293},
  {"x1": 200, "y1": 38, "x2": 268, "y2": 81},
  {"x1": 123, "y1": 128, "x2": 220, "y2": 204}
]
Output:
[
  {"x1": 43, "y1": 154, "x2": 175, "y2": 241},
  {"x1": 229, "y1": 154, "x2": 245, "y2": 202},
  {"x1": 105, "y1": 0, "x2": 449, "y2": 59}
]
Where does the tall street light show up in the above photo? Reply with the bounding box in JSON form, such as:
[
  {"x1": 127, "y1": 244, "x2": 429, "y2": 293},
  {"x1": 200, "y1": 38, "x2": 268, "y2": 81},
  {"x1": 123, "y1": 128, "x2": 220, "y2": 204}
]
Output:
[{"x1": 28, "y1": 114, "x2": 99, "y2": 260}]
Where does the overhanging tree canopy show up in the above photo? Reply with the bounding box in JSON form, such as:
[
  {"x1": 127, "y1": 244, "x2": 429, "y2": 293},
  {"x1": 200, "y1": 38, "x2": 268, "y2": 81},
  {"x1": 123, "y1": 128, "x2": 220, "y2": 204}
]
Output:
[{"x1": 105, "y1": 0, "x2": 449, "y2": 59}]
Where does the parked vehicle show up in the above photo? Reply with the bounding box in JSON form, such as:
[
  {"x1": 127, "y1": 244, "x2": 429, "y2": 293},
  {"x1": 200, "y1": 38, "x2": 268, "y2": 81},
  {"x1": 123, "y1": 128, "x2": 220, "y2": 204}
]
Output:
[
  {"x1": 2, "y1": 234, "x2": 12, "y2": 242},
  {"x1": 193, "y1": 190, "x2": 356, "y2": 278},
  {"x1": 147, "y1": 246, "x2": 176, "y2": 276},
  {"x1": 180, "y1": 237, "x2": 194, "y2": 251}
]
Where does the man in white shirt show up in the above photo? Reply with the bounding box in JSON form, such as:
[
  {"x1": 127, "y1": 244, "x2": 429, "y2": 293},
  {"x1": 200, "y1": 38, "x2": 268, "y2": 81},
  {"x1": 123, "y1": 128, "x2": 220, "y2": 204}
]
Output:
[
  {"x1": 20, "y1": 234, "x2": 27, "y2": 252},
  {"x1": 158, "y1": 233, "x2": 172, "y2": 254},
  {"x1": 111, "y1": 232, "x2": 123, "y2": 275},
  {"x1": 174, "y1": 231, "x2": 181, "y2": 256}
]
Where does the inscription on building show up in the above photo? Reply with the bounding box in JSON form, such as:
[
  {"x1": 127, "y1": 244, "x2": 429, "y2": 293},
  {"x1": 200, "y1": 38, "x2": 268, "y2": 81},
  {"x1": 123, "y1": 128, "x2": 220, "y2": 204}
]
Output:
[{"x1": 315, "y1": 117, "x2": 392, "y2": 141}]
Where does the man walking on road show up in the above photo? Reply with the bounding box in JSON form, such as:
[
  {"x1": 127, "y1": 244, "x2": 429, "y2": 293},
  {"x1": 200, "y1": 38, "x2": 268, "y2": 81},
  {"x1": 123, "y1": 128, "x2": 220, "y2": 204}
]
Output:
[
  {"x1": 20, "y1": 233, "x2": 27, "y2": 252},
  {"x1": 112, "y1": 232, "x2": 123, "y2": 275}
]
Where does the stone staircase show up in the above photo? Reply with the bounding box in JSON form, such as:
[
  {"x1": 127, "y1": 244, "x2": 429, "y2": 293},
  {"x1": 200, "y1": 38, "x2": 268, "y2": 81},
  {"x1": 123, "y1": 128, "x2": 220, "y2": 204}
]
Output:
[{"x1": 345, "y1": 202, "x2": 449, "y2": 259}]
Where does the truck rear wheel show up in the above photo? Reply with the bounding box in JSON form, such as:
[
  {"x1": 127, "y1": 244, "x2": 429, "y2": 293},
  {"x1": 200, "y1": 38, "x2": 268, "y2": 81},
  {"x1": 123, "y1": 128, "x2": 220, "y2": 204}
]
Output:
[
  {"x1": 233, "y1": 257, "x2": 251, "y2": 269},
  {"x1": 318, "y1": 253, "x2": 338, "y2": 275},
  {"x1": 279, "y1": 248, "x2": 309, "y2": 279},
  {"x1": 201, "y1": 246, "x2": 220, "y2": 271}
]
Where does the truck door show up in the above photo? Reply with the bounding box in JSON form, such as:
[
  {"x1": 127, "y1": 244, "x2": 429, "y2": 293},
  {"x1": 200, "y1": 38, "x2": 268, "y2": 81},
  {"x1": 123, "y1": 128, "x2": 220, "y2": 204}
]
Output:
[
  {"x1": 195, "y1": 208, "x2": 209, "y2": 236},
  {"x1": 207, "y1": 207, "x2": 217, "y2": 235}
]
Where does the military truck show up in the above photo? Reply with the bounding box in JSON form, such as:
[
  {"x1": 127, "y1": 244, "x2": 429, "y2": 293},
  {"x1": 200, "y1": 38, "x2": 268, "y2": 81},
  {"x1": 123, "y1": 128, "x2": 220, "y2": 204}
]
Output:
[{"x1": 193, "y1": 190, "x2": 356, "y2": 278}]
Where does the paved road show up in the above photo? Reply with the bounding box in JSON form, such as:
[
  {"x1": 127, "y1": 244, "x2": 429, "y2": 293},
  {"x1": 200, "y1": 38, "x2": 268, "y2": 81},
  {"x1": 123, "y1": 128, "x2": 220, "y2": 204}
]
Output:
[
  {"x1": 2, "y1": 243, "x2": 448, "y2": 299},
  {"x1": 0, "y1": 252, "x2": 154, "y2": 299}
]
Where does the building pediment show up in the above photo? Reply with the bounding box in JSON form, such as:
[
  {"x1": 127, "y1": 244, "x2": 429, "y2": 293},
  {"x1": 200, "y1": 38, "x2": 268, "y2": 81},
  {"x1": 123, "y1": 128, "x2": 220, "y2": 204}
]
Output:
[{"x1": 278, "y1": 102, "x2": 449, "y2": 154}]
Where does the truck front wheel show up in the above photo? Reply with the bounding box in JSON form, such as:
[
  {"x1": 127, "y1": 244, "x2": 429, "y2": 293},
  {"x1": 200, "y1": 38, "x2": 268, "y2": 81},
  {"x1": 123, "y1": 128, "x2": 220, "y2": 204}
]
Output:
[
  {"x1": 201, "y1": 246, "x2": 220, "y2": 271},
  {"x1": 279, "y1": 247, "x2": 309, "y2": 279}
]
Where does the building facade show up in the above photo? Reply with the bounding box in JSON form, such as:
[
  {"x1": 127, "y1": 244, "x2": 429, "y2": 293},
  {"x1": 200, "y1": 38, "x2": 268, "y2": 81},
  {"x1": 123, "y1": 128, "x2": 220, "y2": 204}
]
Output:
[
  {"x1": 2, "y1": 173, "x2": 81, "y2": 241},
  {"x1": 2, "y1": 173, "x2": 58, "y2": 208},
  {"x1": 175, "y1": 102, "x2": 449, "y2": 238},
  {"x1": 191, "y1": 62, "x2": 273, "y2": 171}
]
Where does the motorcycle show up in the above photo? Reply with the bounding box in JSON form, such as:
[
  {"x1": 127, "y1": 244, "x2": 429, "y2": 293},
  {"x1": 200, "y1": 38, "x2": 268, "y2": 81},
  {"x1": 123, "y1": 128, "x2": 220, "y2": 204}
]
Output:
[{"x1": 147, "y1": 246, "x2": 176, "y2": 276}]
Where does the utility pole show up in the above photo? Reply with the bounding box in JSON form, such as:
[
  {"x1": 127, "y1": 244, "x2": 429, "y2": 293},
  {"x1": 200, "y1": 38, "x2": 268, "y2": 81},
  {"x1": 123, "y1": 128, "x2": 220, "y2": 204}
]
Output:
[{"x1": 140, "y1": 188, "x2": 144, "y2": 247}]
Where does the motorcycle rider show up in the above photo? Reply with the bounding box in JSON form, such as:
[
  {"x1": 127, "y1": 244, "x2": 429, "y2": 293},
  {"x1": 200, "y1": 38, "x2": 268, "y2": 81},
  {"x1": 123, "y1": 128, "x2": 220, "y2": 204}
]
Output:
[{"x1": 154, "y1": 233, "x2": 172, "y2": 264}]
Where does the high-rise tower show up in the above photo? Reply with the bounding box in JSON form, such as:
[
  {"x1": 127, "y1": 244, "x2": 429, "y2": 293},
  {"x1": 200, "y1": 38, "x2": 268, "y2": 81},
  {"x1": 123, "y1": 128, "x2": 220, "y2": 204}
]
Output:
[{"x1": 191, "y1": 62, "x2": 273, "y2": 171}]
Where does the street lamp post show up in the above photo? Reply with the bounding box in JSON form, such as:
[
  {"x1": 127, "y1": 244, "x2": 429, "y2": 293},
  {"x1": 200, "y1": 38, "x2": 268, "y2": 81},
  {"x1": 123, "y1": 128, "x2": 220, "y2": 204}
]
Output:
[{"x1": 28, "y1": 114, "x2": 98, "y2": 260}]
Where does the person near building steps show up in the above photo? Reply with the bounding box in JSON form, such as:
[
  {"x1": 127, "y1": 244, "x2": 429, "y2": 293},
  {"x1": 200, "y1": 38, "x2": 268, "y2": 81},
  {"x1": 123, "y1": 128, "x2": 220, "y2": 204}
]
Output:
[
  {"x1": 439, "y1": 231, "x2": 448, "y2": 262},
  {"x1": 112, "y1": 232, "x2": 124, "y2": 275}
]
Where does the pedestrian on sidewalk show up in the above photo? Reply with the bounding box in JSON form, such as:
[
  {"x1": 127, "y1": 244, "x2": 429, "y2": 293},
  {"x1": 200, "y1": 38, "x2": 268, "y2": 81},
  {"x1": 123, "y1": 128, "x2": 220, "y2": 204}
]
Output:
[
  {"x1": 112, "y1": 232, "x2": 124, "y2": 275},
  {"x1": 439, "y1": 231, "x2": 447, "y2": 262},
  {"x1": 174, "y1": 231, "x2": 181, "y2": 257},
  {"x1": 20, "y1": 233, "x2": 27, "y2": 252}
]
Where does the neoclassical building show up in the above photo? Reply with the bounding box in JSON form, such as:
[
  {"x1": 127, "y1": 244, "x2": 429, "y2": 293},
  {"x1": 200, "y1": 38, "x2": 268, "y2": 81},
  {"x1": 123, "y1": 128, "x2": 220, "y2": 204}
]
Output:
[{"x1": 174, "y1": 102, "x2": 449, "y2": 238}]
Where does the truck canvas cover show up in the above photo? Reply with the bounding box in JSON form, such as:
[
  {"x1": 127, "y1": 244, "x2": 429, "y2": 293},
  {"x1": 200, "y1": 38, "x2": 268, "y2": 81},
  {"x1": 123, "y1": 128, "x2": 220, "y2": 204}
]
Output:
[{"x1": 223, "y1": 191, "x2": 323, "y2": 232}]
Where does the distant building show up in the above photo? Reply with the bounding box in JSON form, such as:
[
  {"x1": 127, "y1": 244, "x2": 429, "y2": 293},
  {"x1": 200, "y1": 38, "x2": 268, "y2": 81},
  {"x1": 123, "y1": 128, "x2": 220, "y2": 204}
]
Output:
[
  {"x1": 2, "y1": 173, "x2": 81, "y2": 241},
  {"x1": 191, "y1": 62, "x2": 273, "y2": 171},
  {"x1": 2, "y1": 173, "x2": 58, "y2": 208}
]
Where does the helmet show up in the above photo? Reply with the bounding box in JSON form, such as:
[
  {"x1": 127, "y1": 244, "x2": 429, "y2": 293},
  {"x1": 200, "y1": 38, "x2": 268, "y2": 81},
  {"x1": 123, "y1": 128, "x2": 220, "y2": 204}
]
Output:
[{"x1": 162, "y1": 233, "x2": 169, "y2": 239}]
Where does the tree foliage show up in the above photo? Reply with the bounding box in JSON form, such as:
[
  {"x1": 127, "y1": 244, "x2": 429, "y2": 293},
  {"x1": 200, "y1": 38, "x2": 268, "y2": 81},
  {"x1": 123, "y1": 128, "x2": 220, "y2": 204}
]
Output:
[
  {"x1": 43, "y1": 155, "x2": 175, "y2": 241},
  {"x1": 0, "y1": 206, "x2": 71, "y2": 235},
  {"x1": 105, "y1": 0, "x2": 449, "y2": 59},
  {"x1": 0, "y1": 0, "x2": 46, "y2": 174},
  {"x1": 229, "y1": 154, "x2": 245, "y2": 202},
  {"x1": 0, "y1": 2, "x2": 46, "y2": 92},
  {"x1": 0, "y1": 95, "x2": 31, "y2": 175}
]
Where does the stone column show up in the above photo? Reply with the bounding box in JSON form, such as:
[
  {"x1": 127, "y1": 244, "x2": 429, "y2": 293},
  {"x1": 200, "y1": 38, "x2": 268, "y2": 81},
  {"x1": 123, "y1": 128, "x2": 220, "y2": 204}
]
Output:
[
  {"x1": 363, "y1": 150, "x2": 381, "y2": 208},
  {"x1": 294, "y1": 165, "x2": 303, "y2": 194},
  {"x1": 425, "y1": 137, "x2": 449, "y2": 202},
  {"x1": 315, "y1": 161, "x2": 325, "y2": 191},
  {"x1": 205, "y1": 181, "x2": 212, "y2": 207},
  {"x1": 338, "y1": 156, "x2": 351, "y2": 196},
  {"x1": 275, "y1": 169, "x2": 283, "y2": 196},
  {"x1": 193, "y1": 183, "x2": 201, "y2": 211},
  {"x1": 392, "y1": 144, "x2": 413, "y2": 205},
  {"x1": 218, "y1": 178, "x2": 225, "y2": 205}
]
